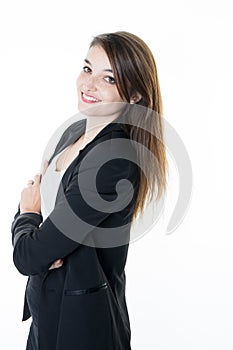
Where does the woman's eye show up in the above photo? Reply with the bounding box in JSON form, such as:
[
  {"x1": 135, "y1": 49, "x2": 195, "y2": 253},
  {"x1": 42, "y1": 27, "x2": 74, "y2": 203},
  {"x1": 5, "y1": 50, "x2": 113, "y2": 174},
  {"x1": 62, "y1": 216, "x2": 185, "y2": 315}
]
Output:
[
  {"x1": 83, "y1": 66, "x2": 91, "y2": 73},
  {"x1": 104, "y1": 76, "x2": 115, "y2": 84}
]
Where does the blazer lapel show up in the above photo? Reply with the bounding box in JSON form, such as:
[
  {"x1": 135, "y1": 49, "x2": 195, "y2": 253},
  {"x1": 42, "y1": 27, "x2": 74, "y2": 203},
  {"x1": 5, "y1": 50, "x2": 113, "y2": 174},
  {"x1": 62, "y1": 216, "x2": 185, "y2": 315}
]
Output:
[
  {"x1": 48, "y1": 118, "x2": 87, "y2": 166},
  {"x1": 50, "y1": 114, "x2": 127, "y2": 194},
  {"x1": 49, "y1": 114, "x2": 126, "y2": 165}
]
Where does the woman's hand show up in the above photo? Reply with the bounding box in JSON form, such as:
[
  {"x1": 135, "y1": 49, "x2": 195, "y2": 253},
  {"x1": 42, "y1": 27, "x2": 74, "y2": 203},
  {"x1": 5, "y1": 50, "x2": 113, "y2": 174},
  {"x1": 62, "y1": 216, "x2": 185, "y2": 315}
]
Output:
[
  {"x1": 20, "y1": 174, "x2": 42, "y2": 214},
  {"x1": 20, "y1": 160, "x2": 49, "y2": 214},
  {"x1": 48, "y1": 259, "x2": 63, "y2": 270},
  {"x1": 20, "y1": 160, "x2": 64, "y2": 270}
]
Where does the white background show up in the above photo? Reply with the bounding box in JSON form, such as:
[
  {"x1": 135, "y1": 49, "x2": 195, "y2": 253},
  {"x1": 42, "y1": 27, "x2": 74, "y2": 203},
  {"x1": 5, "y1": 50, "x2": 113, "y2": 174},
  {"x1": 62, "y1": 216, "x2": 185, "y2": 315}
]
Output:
[{"x1": 1, "y1": 0, "x2": 233, "y2": 349}]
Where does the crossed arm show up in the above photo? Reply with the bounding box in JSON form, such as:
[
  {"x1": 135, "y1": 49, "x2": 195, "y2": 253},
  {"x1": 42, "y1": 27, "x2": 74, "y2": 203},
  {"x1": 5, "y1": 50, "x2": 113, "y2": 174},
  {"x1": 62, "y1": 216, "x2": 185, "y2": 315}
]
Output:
[{"x1": 11, "y1": 156, "x2": 137, "y2": 276}]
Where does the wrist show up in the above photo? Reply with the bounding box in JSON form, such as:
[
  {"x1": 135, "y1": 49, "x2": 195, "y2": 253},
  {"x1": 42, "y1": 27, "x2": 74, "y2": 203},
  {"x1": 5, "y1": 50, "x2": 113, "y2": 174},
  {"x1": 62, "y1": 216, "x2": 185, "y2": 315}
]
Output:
[{"x1": 20, "y1": 210, "x2": 41, "y2": 215}]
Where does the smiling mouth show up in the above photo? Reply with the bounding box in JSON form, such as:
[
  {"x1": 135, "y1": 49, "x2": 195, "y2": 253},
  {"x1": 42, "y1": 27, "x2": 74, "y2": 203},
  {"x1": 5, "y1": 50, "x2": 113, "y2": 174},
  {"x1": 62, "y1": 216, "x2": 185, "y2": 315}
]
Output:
[{"x1": 81, "y1": 92, "x2": 101, "y2": 103}]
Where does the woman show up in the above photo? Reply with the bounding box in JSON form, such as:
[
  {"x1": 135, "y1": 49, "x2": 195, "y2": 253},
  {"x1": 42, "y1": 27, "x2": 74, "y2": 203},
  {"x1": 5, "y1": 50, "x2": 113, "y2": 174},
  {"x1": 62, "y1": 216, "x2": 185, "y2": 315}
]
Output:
[{"x1": 11, "y1": 31, "x2": 168, "y2": 350}]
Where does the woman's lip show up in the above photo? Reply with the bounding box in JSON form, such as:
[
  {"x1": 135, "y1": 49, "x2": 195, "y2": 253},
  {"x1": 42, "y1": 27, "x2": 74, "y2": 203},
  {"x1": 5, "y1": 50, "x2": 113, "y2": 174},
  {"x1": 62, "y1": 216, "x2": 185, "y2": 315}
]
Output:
[{"x1": 81, "y1": 92, "x2": 101, "y2": 104}]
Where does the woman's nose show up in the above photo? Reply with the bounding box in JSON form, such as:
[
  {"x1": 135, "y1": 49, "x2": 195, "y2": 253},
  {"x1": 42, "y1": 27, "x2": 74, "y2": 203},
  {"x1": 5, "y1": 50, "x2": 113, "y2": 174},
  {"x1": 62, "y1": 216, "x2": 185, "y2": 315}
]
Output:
[{"x1": 82, "y1": 75, "x2": 97, "y2": 91}]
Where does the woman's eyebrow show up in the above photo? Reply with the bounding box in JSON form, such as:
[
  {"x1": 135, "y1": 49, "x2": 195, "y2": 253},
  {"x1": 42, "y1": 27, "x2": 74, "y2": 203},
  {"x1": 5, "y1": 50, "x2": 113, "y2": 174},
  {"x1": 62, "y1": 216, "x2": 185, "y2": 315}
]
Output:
[
  {"x1": 84, "y1": 58, "x2": 92, "y2": 66},
  {"x1": 103, "y1": 68, "x2": 113, "y2": 73},
  {"x1": 84, "y1": 58, "x2": 113, "y2": 73}
]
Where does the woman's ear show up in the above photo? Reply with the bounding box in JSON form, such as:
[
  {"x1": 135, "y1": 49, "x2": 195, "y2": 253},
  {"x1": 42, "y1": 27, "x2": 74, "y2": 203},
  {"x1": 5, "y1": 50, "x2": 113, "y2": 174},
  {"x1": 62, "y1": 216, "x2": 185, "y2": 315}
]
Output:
[{"x1": 130, "y1": 92, "x2": 142, "y2": 104}]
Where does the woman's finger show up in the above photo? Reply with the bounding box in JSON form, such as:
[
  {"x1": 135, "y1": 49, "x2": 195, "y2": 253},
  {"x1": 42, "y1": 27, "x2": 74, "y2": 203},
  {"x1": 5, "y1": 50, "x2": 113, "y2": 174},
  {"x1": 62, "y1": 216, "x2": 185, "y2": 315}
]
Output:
[
  {"x1": 27, "y1": 180, "x2": 34, "y2": 186},
  {"x1": 26, "y1": 174, "x2": 40, "y2": 187},
  {"x1": 33, "y1": 174, "x2": 41, "y2": 185},
  {"x1": 48, "y1": 259, "x2": 63, "y2": 270}
]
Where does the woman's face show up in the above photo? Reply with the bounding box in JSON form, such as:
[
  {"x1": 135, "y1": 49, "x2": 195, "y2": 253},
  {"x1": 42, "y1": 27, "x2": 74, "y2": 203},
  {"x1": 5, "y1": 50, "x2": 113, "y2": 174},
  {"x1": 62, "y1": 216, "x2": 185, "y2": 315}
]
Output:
[{"x1": 76, "y1": 45, "x2": 125, "y2": 116}]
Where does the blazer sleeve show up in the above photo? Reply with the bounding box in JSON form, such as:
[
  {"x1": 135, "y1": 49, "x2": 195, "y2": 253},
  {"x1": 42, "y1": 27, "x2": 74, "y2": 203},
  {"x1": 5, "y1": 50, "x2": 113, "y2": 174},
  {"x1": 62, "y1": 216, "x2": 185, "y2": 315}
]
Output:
[{"x1": 11, "y1": 149, "x2": 138, "y2": 276}]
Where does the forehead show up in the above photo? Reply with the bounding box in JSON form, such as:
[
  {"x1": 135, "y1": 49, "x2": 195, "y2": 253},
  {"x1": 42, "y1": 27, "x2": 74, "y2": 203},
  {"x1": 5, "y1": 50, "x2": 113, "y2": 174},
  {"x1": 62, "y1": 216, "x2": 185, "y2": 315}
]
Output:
[{"x1": 86, "y1": 45, "x2": 112, "y2": 70}]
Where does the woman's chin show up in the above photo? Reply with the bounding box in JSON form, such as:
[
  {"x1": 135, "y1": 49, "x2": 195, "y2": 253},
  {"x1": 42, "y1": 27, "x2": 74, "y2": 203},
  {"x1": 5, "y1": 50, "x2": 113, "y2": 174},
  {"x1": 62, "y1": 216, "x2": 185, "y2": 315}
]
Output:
[
  {"x1": 78, "y1": 104, "x2": 101, "y2": 117},
  {"x1": 78, "y1": 101, "x2": 126, "y2": 118}
]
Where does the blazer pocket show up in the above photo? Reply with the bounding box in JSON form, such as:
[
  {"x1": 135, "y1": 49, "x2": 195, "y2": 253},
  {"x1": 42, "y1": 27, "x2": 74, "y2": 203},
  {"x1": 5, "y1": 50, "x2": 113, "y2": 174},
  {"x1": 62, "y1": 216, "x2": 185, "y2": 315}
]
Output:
[{"x1": 64, "y1": 282, "x2": 108, "y2": 296}]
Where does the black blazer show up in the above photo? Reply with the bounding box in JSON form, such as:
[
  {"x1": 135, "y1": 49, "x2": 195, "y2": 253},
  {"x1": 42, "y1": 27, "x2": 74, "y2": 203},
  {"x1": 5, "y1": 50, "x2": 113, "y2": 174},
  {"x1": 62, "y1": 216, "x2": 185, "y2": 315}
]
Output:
[{"x1": 11, "y1": 115, "x2": 140, "y2": 350}]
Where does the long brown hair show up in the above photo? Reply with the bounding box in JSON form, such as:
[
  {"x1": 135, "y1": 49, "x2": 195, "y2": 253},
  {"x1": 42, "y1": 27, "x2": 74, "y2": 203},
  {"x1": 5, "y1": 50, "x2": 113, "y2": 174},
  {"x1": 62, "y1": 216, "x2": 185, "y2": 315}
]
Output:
[{"x1": 90, "y1": 31, "x2": 168, "y2": 222}]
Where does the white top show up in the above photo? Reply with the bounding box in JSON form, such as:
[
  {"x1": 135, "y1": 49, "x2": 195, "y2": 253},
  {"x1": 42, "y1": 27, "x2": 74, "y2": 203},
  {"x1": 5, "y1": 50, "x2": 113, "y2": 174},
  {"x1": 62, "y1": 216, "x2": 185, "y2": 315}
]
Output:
[{"x1": 40, "y1": 146, "x2": 79, "y2": 221}]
